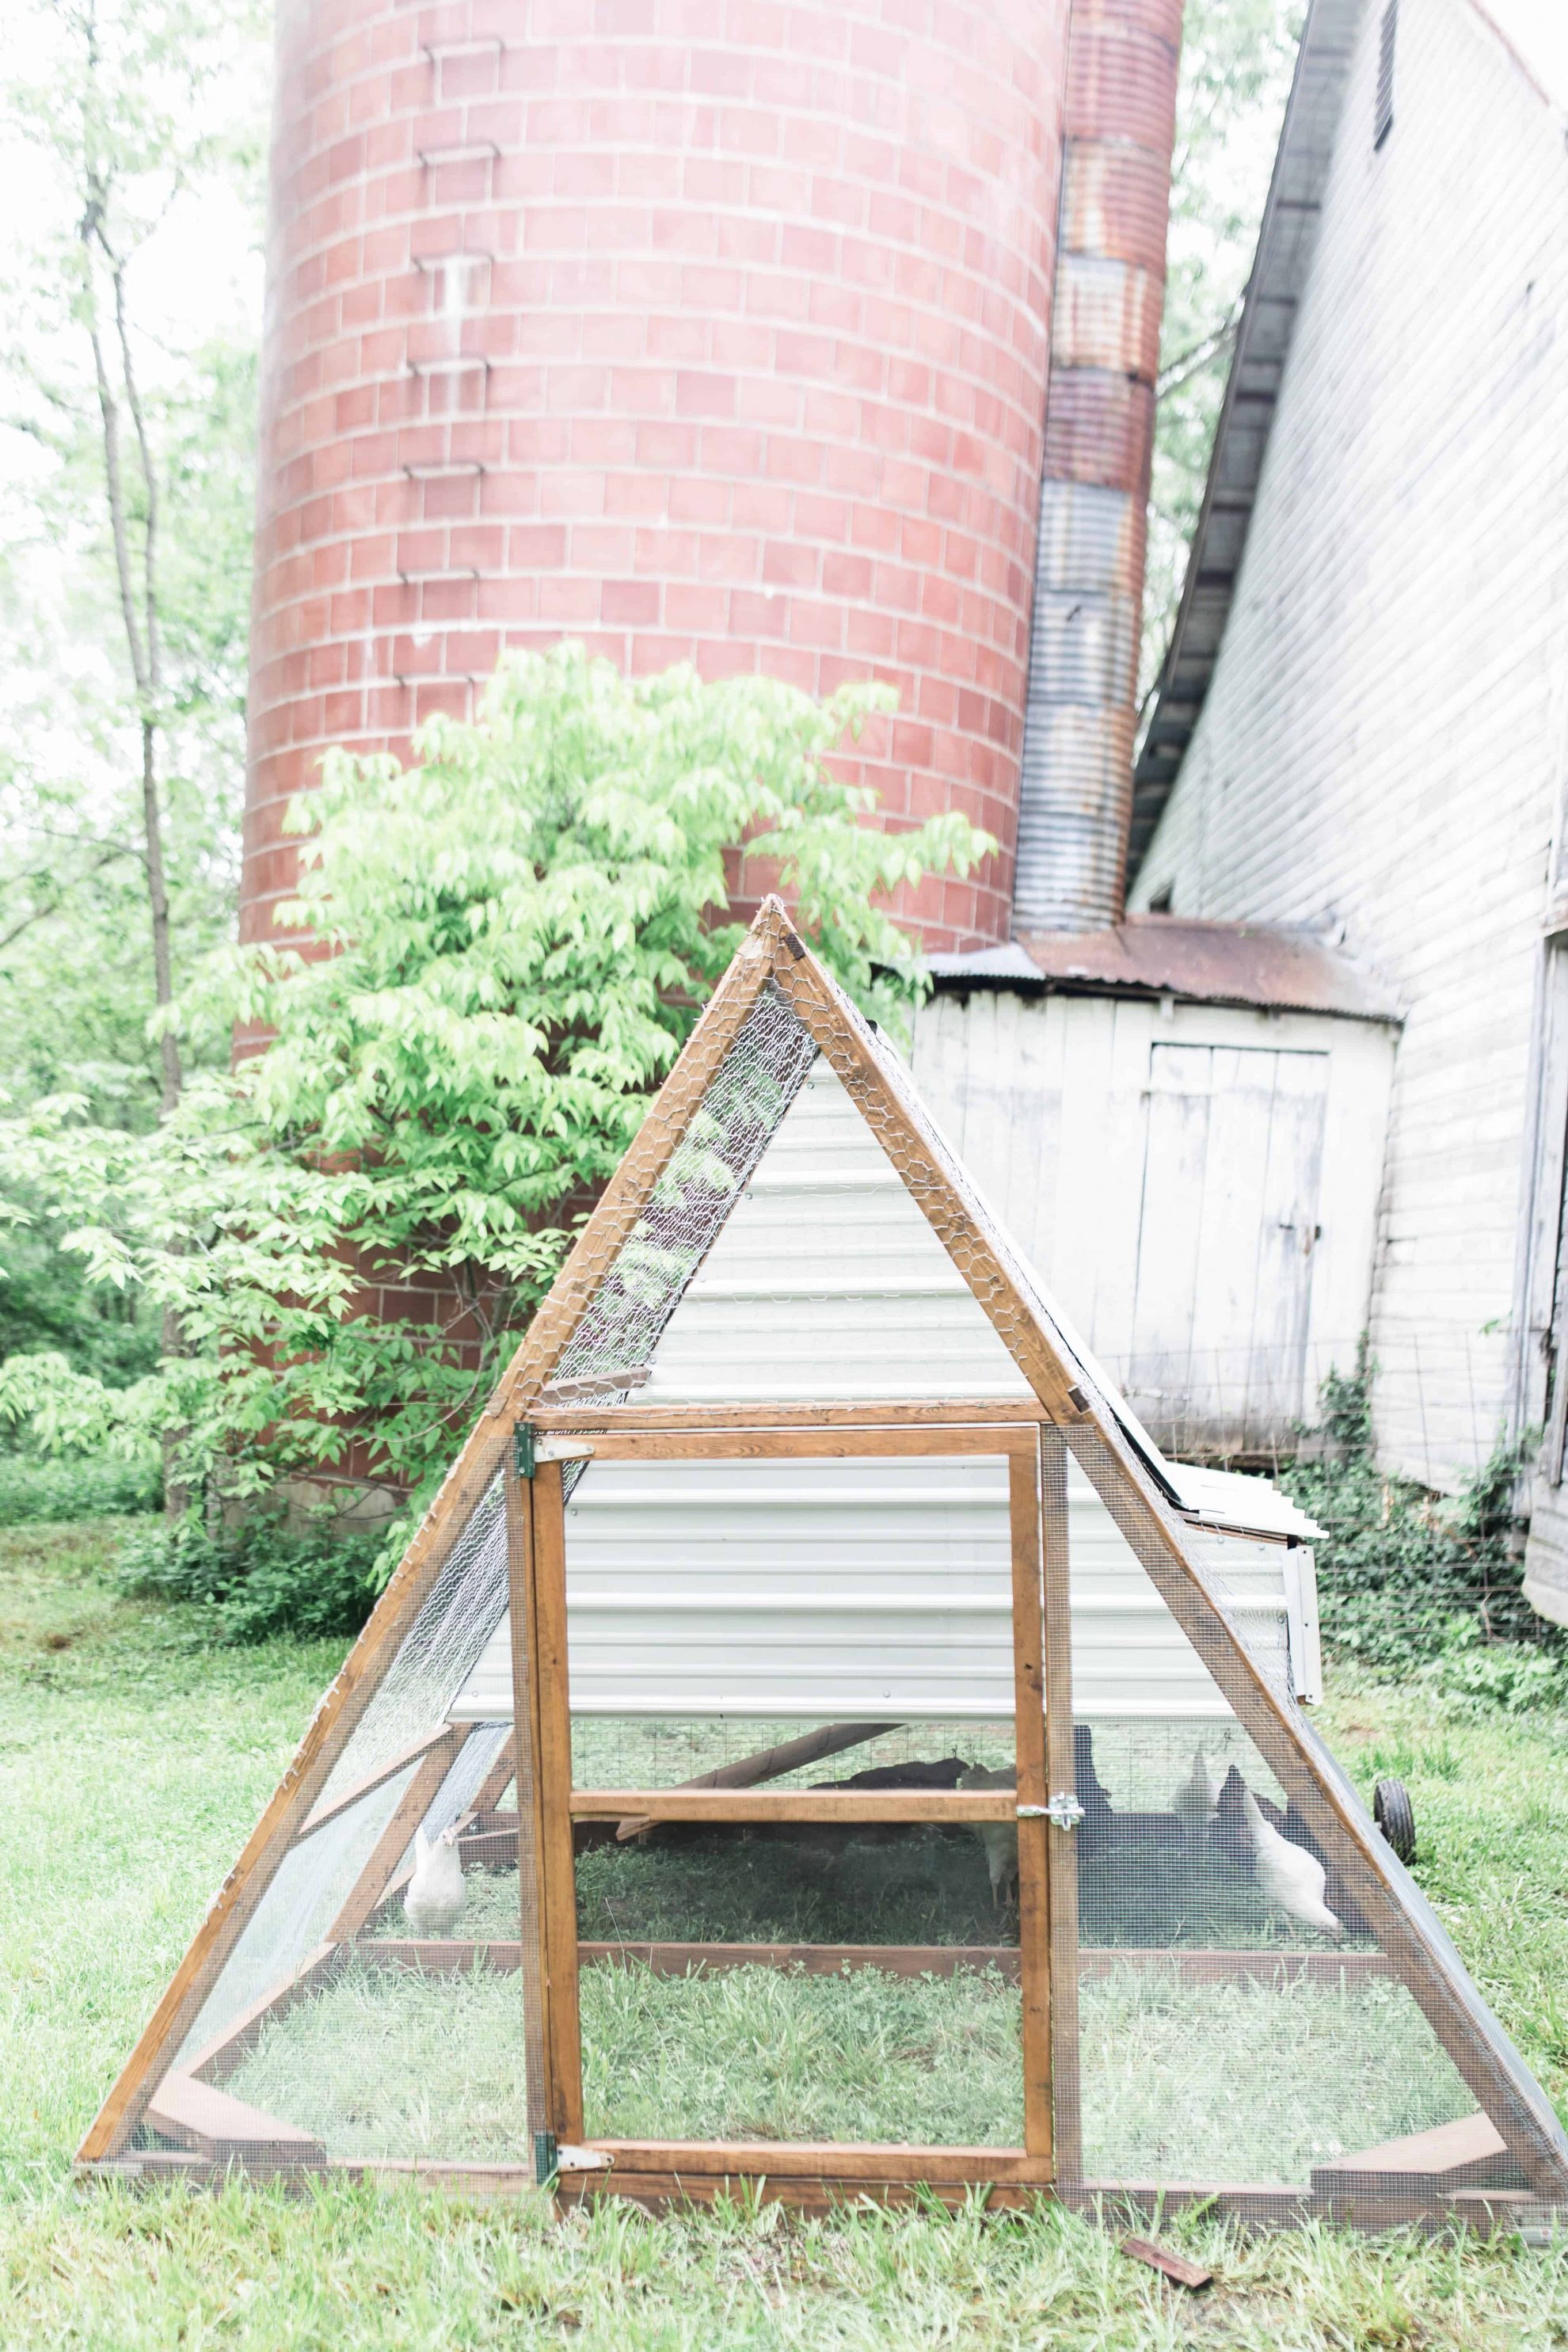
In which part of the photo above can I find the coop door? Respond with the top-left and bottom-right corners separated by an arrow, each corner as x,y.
521,1424 -> 1055,2191
1126,1045 -> 1328,1454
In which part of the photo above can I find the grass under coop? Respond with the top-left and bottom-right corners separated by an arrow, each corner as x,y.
2,1519 -> 1568,2347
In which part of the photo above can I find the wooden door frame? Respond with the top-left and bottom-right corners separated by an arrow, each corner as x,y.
526,1410 -> 1059,2198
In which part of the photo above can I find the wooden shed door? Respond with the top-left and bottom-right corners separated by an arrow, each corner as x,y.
1125,1045 -> 1329,1453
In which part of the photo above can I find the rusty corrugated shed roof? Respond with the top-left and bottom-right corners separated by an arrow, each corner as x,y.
929,915 -> 1402,1022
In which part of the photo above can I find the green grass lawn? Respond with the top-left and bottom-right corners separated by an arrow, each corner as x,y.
4,1520 -> 1568,2347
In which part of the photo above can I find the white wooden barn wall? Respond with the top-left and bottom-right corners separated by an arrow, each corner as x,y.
1125,0 -> 1568,1495
911,988 -> 1395,1455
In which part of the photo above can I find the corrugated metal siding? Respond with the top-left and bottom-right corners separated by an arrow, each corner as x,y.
644,1063 -> 1032,1402
450,1455 -> 1307,1724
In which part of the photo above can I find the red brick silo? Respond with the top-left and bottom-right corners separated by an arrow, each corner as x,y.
242,0 -> 1078,956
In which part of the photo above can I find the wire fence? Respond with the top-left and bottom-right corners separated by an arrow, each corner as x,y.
1099,1330 -> 1522,1493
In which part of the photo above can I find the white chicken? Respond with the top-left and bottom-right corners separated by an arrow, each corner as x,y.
958,1764 -> 1018,1908
1173,1747 -> 1222,1836
1242,1788 -> 1342,1938
404,1822 -> 466,1937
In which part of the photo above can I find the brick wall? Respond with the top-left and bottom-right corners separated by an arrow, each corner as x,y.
244,0 -> 1074,955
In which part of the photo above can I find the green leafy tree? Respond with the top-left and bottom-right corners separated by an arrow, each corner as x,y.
0,646 -> 991,1509
0,0 -> 265,1391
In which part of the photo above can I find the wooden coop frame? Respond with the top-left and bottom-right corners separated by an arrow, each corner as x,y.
78,900 -> 1568,2228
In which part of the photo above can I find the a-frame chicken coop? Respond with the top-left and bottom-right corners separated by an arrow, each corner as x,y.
80,902 -> 1568,2226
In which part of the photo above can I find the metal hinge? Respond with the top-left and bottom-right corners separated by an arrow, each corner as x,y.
1045,1792 -> 1087,1833
515,1424 -> 535,1480
534,2131 -> 611,2183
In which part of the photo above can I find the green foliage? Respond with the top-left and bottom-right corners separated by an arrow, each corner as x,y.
1281,1343 -> 1568,1707
113,1509 -> 380,1644
0,1447 -> 158,1524
0,0 -> 265,1370
0,647 -> 991,1504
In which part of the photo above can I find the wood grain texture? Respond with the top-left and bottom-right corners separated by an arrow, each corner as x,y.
614,1719 -> 897,1842
146,2074 -> 325,2168
1009,1444 -> 1052,2166
574,1425 -> 1037,1461
569,1789 -> 1017,1824
532,1399 -> 1047,1433
503,1462 -> 553,2141
1120,2236 -> 1213,2291
554,2172 -> 1052,2215
530,1460 -> 584,2141
1039,1426 -> 1083,2189
585,2140 -> 1043,2181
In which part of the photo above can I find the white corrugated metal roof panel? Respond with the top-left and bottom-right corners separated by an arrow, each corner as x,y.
1169,1462 -> 1325,1540
642,1064 -> 1031,1402
451,1454 -> 1309,1725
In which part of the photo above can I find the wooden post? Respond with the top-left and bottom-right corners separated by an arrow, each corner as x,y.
1039,1425 -> 1083,2190
504,1457 -> 556,2142
527,1458 -> 584,2141
612,1720 -> 899,1841
1010,1445 -> 1052,2169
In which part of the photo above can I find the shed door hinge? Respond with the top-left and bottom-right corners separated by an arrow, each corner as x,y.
515,1424 -> 535,1480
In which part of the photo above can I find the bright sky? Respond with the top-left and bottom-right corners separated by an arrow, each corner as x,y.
1480,0 -> 1568,105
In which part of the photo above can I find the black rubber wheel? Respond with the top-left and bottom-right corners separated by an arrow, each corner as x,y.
1373,1777 -> 1417,1864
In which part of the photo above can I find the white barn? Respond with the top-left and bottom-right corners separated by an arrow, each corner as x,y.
911,0 -> 1568,1624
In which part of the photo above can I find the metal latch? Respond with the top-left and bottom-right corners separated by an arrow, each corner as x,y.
1045,1791 -> 1087,1833
1015,1804 -> 1048,1819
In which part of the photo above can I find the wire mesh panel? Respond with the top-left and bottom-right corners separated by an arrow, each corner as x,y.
550,981 -> 819,1397
1057,1428 -> 1494,2209
557,1439 -> 1030,2152
131,1471 -> 546,2176
576,1820 -> 1026,2146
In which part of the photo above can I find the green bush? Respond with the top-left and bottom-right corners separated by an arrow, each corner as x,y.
1280,1344 -> 1568,1707
113,1510 -> 381,1644
0,1448 -> 161,1524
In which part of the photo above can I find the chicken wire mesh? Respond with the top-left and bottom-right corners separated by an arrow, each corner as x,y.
134,1471 -> 548,2175
1053,1425 -> 1517,2208
550,979 -> 818,1396
576,1817 -> 1026,2146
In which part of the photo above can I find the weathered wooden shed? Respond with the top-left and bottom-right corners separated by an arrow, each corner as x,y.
78,905 -> 1567,2228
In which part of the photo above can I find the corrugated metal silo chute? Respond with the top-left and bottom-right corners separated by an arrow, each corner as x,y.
79,902 -> 1568,2228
